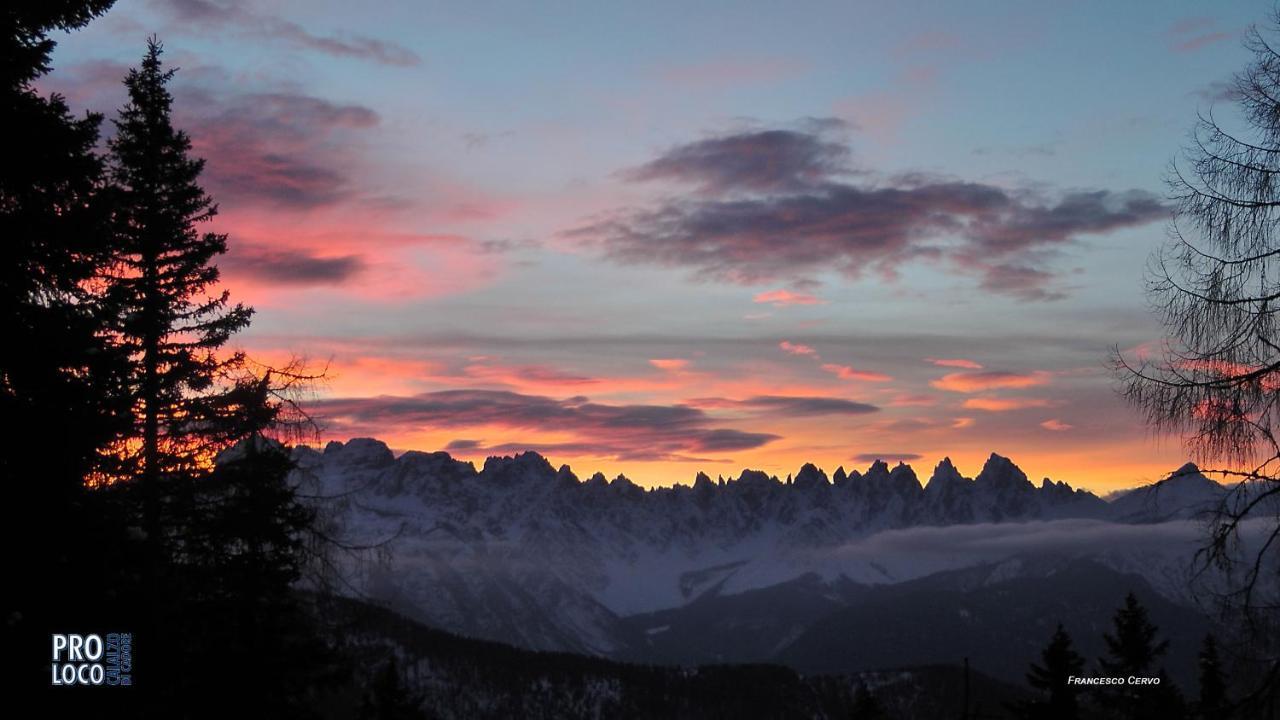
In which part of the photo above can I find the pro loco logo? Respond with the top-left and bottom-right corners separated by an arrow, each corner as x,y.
51,633 -> 132,686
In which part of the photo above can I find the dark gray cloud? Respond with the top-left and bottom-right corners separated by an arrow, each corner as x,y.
222,244 -> 365,285
312,389 -> 780,462
444,438 -> 482,451
158,0 -> 420,66
43,57 -> 381,211
624,129 -> 852,193
181,90 -> 379,209
690,395 -> 880,416
467,441 -> 719,465
570,128 -> 1168,300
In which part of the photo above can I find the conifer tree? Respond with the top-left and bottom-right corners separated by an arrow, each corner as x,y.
1099,593 -> 1186,720
103,37 -> 253,500
1197,634 -> 1228,719
99,40 -> 332,716
0,0 -> 131,704
2,1 -> 126,497
1101,593 -> 1170,678
1021,624 -> 1086,720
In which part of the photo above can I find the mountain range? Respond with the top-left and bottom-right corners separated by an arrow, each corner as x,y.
292,439 -> 1242,685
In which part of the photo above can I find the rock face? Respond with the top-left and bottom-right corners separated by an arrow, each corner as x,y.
292,440 -> 1223,658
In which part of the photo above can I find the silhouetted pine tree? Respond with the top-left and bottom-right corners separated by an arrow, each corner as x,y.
97,40 -> 333,717
1099,593 -> 1187,720
167,427 -> 334,717
1019,624 -> 1085,720
1102,593 -> 1170,679
0,0 -> 136,707
1,0 -> 124,491
1197,634 -> 1228,719
102,37 -> 253,509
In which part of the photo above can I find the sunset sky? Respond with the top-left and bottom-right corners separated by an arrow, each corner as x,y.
41,0 -> 1268,491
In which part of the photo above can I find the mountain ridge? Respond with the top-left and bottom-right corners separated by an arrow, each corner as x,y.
289,437 -> 1231,658
306,436 -> 1167,503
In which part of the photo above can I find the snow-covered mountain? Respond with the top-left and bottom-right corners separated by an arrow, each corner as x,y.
291,439 -> 1229,659
1106,462 -> 1226,522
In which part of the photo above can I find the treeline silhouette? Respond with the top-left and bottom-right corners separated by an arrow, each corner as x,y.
1015,593 -> 1228,720
314,594 -> 1028,720
3,3 -> 333,716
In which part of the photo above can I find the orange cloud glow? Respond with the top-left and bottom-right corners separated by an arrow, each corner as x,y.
753,289 -> 826,306
889,393 -> 938,407
462,361 -> 600,388
931,370 -> 1049,393
963,397 -> 1055,411
822,363 -> 893,382
650,358 -> 692,371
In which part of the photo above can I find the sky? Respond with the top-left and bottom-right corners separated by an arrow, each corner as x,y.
40,0 -> 1273,491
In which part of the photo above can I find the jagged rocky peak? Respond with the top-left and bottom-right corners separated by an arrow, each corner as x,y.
1154,462 -> 1218,493
974,453 -> 1033,491
1037,476 -> 1080,502
863,460 -> 891,482
793,463 -> 829,490
323,437 -> 396,467
481,450 -> 557,484
734,469 -> 779,490
397,450 -> 478,481
832,466 -> 848,486
888,462 -> 922,491
691,471 -> 716,505
925,457 -> 967,491
296,442 -> 1117,514
611,473 -> 645,498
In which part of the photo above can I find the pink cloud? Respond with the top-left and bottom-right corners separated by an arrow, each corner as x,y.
754,289 -> 827,307
962,397 -> 1055,411
779,341 -> 819,357
1040,419 -> 1073,431
217,223 -> 503,304
1172,31 -> 1232,53
650,358 -> 691,372
1166,17 -> 1233,54
821,363 -> 892,383
463,362 -> 599,388
888,393 -> 937,407
931,370 -> 1049,393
